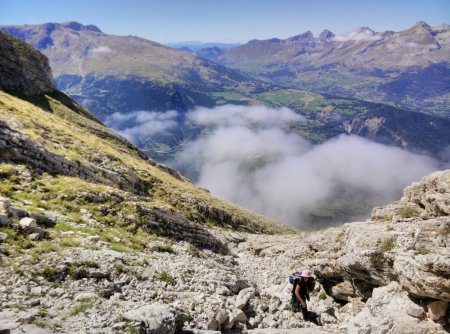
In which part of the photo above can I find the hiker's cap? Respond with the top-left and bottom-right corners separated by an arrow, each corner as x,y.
300,269 -> 312,278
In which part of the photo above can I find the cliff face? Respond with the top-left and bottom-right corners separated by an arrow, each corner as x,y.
0,31 -> 55,96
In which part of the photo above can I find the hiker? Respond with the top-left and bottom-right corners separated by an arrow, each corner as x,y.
290,269 -> 315,320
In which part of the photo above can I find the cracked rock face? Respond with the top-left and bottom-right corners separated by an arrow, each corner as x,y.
0,31 -> 55,96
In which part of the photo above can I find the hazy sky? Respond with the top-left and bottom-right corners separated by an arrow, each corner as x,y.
1,0 -> 449,43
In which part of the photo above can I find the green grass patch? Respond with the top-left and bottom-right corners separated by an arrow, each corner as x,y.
154,242 -> 175,254
41,266 -> 60,282
381,237 -> 396,252
60,237 -> 81,248
318,292 -> 328,300
399,206 -> 419,219
414,247 -> 429,256
372,215 -> 393,222
68,299 -> 95,316
30,241 -> 61,258
369,252 -> 385,267
153,271 -> 176,286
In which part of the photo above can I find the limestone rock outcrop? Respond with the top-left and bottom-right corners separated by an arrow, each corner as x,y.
0,31 -> 55,96
348,282 -> 443,334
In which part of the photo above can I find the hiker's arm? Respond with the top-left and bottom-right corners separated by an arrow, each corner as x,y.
295,284 -> 307,308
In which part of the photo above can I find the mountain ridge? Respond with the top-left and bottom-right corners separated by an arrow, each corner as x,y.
215,21 -> 450,117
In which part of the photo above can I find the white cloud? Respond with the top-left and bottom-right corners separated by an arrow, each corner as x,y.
334,28 -> 382,42
172,105 -> 439,229
106,110 -> 178,142
90,46 -> 112,54
187,104 -> 305,128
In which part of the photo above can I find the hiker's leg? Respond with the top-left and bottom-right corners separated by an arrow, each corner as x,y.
302,306 -> 308,320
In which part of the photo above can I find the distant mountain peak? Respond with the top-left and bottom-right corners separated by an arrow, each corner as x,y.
60,21 -> 102,33
287,31 -> 314,43
414,21 -> 431,28
407,21 -> 432,33
356,26 -> 376,34
319,29 -> 335,41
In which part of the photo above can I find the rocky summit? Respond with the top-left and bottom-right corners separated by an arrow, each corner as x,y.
0,28 -> 449,334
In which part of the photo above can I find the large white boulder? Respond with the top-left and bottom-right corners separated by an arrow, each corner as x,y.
123,302 -> 185,334
348,282 -> 445,334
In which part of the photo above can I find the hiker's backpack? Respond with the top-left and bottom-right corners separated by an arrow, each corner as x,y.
289,271 -> 302,285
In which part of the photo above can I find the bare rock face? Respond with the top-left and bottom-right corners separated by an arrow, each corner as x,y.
0,31 -> 55,96
306,169 -> 450,324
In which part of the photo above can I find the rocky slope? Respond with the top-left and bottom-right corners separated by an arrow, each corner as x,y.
0,168 -> 448,333
218,22 -> 450,117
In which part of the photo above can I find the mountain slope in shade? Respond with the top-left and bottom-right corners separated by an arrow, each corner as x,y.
219,22 -> 450,117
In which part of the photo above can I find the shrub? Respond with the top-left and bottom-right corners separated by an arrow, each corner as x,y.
41,266 -> 60,282
60,237 -> 80,248
31,241 -> 60,258
154,243 -> 175,254
153,271 -> 176,286
414,247 -> 429,256
68,266 -> 89,280
69,299 -> 94,316
381,237 -> 396,252
318,292 -> 328,300
369,252 -> 385,267
335,232 -> 345,242
187,243 -> 203,258
110,243 -> 130,253
372,215 -> 392,222
399,206 -> 419,219
81,260 -> 99,268
114,262 -> 126,274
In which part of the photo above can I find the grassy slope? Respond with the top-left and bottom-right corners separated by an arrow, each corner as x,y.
0,91 -> 295,239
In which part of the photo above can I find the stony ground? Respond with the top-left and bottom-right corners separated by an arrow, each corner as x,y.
0,170 -> 449,334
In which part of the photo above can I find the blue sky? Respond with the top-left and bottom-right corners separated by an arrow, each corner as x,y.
1,0 -> 449,43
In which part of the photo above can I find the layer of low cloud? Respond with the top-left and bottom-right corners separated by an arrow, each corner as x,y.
173,105 -> 439,229
188,104 -> 305,127
105,110 -> 178,142
334,28 -> 382,42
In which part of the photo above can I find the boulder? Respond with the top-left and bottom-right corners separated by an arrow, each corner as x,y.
19,217 -> 37,229
207,319 -> 219,331
0,213 -> 10,227
407,303 -> 425,319
331,280 -> 355,301
123,303 -> 185,334
348,282 -> 445,334
18,217 -> 48,239
233,308 -> 247,323
427,300 -> 448,321
215,309 -> 228,327
28,212 -> 55,227
0,197 -> 10,213
235,287 -> 256,309
216,286 -> 231,296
